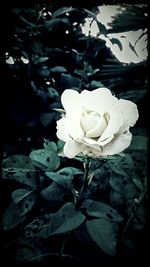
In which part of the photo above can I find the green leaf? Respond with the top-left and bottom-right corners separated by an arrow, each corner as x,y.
108,160 -> 127,177
45,171 -> 73,189
132,177 -> 144,191
15,248 -> 41,262
18,193 -> 36,216
118,90 -> 147,103
82,199 -> 123,222
40,113 -> 55,127
19,15 -> 35,27
129,136 -> 148,151
2,193 -> 36,230
123,183 -> 137,200
86,218 -> 117,256
2,171 -> 38,188
33,57 -> 49,64
50,66 -> 67,73
90,80 -> 105,89
58,167 -> 83,176
44,18 -> 68,31
52,7 -> 76,18
2,202 -> 27,231
47,87 -> 60,100
45,167 -> 83,189
110,191 -> 124,207
2,155 -> 36,170
57,140 -> 64,153
49,202 -> 85,235
119,154 -> 134,174
2,155 -> 44,187
25,213 -> 53,239
43,140 -> 57,152
11,188 -> 34,204
29,149 -> 60,170
40,182 -> 66,202
131,205 -> 147,230
109,174 -> 124,192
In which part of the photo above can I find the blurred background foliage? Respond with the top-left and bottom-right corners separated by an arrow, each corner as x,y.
1,1 -> 148,266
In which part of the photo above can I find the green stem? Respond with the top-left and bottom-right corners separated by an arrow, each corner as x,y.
77,157 -> 91,205
122,179 -> 147,237
59,237 -> 66,256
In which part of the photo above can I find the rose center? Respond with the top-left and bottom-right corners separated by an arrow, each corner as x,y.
80,110 -> 108,138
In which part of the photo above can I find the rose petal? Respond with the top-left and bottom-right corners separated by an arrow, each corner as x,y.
98,135 -> 114,146
56,118 -> 70,142
80,88 -> 117,114
63,139 -> 84,158
61,89 -> 80,112
101,131 -> 132,156
61,90 -> 84,139
98,109 -> 123,143
82,137 -> 101,150
117,99 -> 139,131
80,111 -> 99,133
86,115 -> 107,138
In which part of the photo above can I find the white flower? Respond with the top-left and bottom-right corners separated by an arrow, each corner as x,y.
56,88 -> 139,158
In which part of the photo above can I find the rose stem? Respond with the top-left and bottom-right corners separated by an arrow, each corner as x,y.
77,157 -> 91,205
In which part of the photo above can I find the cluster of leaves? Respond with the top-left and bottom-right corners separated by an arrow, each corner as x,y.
1,134 -> 148,264
1,3 -> 148,266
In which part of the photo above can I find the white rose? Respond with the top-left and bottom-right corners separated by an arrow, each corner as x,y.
56,88 -> 139,158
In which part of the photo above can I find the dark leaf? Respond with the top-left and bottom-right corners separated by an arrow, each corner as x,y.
2,155 -> 36,170
110,191 -> 124,207
118,90 -> 147,103
86,218 -> 117,256
2,155 -> 45,187
45,171 -> 73,189
40,112 -> 55,127
60,73 -> 80,89
2,202 -> 26,231
109,174 -> 124,192
11,188 -> 34,204
25,213 -> 53,239
40,182 -> 66,202
129,135 -> 148,151
44,18 -> 68,31
123,183 -> 137,200
15,248 -> 41,262
49,202 -> 85,235
82,199 -> 123,222
29,149 -> 60,170
58,167 -> 83,176
50,66 -> 67,73
19,15 -> 35,27
47,87 -> 60,100
90,80 -> 104,89
2,193 -> 36,230
2,171 -> 38,188
132,177 -> 144,191
108,159 -> 127,177
52,7 -> 76,18
33,57 -> 49,64
131,205 -> 147,230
